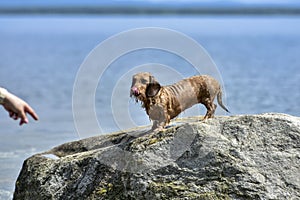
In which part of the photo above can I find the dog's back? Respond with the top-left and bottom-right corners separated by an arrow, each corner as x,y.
164,75 -> 219,111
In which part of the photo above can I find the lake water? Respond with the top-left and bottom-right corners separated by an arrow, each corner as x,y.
1,15 -> 300,199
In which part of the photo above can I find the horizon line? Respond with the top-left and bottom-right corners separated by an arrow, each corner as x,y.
1,6 -> 300,15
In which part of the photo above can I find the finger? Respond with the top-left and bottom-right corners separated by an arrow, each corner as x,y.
13,113 -> 19,120
20,119 -> 25,126
24,105 -> 39,121
19,118 -> 28,126
18,109 -> 28,125
9,111 -> 14,118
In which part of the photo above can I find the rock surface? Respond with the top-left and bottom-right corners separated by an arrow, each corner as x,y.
14,113 -> 300,200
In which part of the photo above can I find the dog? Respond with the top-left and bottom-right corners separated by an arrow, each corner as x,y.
130,72 -> 229,130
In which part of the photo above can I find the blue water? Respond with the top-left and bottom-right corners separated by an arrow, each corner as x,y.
0,15 -> 300,199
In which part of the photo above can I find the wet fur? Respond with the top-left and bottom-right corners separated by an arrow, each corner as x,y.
130,72 -> 229,130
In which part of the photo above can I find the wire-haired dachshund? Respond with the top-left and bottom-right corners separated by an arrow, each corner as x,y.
130,72 -> 229,131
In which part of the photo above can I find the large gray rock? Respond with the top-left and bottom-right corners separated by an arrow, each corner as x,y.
14,113 -> 300,200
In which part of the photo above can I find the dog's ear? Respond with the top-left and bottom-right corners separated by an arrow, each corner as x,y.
149,75 -> 157,84
146,82 -> 161,97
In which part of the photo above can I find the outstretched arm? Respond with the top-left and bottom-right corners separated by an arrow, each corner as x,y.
0,88 -> 39,125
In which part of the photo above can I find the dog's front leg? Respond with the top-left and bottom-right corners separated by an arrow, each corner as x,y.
149,104 -> 167,131
151,120 -> 165,131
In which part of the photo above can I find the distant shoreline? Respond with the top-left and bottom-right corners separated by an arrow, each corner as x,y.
1,6 -> 300,15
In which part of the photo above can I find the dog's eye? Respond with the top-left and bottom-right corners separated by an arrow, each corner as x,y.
141,79 -> 148,84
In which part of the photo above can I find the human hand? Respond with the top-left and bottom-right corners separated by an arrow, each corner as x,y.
1,90 -> 39,125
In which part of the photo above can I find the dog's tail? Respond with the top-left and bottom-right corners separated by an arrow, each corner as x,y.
217,89 -> 230,113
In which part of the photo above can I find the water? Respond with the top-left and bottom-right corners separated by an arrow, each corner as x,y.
1,15 -> 300,199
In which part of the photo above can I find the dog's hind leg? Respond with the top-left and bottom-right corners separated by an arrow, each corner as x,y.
202,98 -> 217,120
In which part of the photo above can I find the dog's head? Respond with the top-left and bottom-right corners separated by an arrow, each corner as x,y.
130,72 -> 159,103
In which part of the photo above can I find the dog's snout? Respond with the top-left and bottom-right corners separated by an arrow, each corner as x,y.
131,87 -> 139,96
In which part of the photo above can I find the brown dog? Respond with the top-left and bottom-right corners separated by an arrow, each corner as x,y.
130,72 -> 229,130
